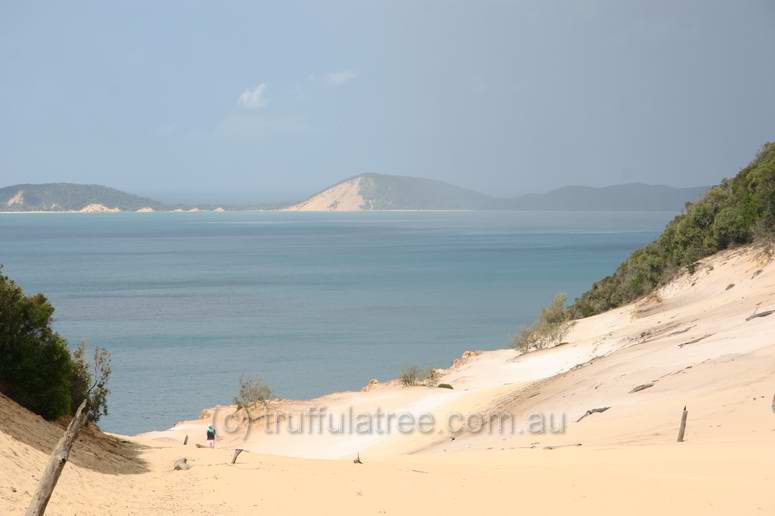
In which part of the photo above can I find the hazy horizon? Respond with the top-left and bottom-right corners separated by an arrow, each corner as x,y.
0,175 -> 712,206
2,1 -> 774,203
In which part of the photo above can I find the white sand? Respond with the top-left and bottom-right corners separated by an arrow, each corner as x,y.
2,244 -> 775,514
79,203 -> 121,213
283,177 -> 366,211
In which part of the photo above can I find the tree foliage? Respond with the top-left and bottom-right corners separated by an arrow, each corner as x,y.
0,269 -> 111,421
234,374 -> 273,411
513,293 -> 570,352
569,142 -> 775,318
70,342 -> 112,422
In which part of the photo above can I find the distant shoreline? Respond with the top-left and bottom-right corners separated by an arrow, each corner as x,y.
0,208 -> 681,214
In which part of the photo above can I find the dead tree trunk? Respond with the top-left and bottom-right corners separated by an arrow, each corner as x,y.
183,435 -> 188,445
231,448 -> 244,464
25,399 -> 89,516
677,406 -> 688,443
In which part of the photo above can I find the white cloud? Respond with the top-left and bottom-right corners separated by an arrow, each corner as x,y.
323,70 -> 358,86
238,82 -> 268,110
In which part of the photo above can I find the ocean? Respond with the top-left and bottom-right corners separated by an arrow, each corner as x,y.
0,210 -> 673,434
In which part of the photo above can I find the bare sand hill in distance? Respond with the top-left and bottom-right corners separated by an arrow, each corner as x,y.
282,173 -> 709,212
2,244 -> 775,515
283,173 -> 495,211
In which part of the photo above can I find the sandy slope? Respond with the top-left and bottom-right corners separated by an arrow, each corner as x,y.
283,177 -> 366,211
2,245 -> 775,515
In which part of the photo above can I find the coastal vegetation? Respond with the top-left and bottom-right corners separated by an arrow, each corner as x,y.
513,293 -> 570,352
0,183 -> 162,212
0,268 -> 111,421
569,142 -> 775,318
234,374 -> 273,412
399,366 -> 439,387
515,142 -> 775,350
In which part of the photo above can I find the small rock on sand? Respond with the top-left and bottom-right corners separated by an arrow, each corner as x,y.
362,379 -> 380,392
173,458 -> 191,471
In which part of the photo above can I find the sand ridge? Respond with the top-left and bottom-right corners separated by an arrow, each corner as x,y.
2,244 -> 775,514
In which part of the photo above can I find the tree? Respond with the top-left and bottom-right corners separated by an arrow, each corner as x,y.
70,342 -> 112,423
569,142 -> 775,318
0,269 -> 73,419
0,268 -> 111,422
234,375 -> 273,412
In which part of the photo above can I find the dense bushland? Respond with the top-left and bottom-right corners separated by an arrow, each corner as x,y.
0,269 -> 110,421
569,142 -> 775,318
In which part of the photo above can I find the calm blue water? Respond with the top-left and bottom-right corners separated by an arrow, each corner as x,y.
0,211 -> 672,433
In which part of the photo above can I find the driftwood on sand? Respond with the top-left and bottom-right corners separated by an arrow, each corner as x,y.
543,443 -> 582,450
677,406 -> 688,442
25,399 -> 89,516
183,434 -> 188,445
353,452 -> 363,464
231,449 -> 244,464
745,309 -> 775,321
677,334 -> 713,348
630,383 -> 654,393
576,407 -> 610,422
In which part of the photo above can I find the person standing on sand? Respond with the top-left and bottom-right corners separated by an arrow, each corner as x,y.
206,424 -> 216,448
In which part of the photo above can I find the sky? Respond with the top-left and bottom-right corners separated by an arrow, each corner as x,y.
1,0 -> 774,204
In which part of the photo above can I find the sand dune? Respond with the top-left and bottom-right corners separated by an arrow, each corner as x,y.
283,177 -> 366,211
2,244 -> 775,515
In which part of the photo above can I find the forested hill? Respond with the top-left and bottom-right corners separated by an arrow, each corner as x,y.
0,183 -> 162,211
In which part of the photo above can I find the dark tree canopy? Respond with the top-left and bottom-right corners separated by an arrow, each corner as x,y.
0,269 -> 111,421
0,270 -> 73,419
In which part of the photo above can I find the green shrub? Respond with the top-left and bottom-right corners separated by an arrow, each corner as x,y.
400,366 -> 422,387
0,269 -> 74,419
437,383 -> 454,390
399,366 -> 438,387
513,293 -> 570,352
234,374 -> 273,411
569,142 -> 775,318
0,269 -> 111,421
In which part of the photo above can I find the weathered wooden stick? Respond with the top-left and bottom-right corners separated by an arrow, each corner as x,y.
630,383 -> 654,393
25,399 -> 89,516
231,448 -> 244,464
677,406 -> 688,442
183,434 -> 188,445
576,406 -> 610,423
746,309 -> 774,321
353,452 -> 363,464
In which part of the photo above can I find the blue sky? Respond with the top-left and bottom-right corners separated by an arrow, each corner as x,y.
1,1 -> 774,203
